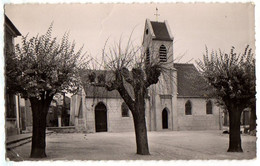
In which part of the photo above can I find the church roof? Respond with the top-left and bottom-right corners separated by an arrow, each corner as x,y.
79,70 -> 121,98
150,21 -> 173,41
79,70 -> 136,99
84,85 -> 121,98
80,64 -> 210,99
174,63 -> 210,98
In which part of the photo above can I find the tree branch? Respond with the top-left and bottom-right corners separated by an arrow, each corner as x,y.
120,67 -> 134,87
117,82 -> 135,112
90,81 -> 118,91
145,65 -> 161,88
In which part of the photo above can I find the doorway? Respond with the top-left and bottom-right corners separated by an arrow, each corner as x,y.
162,108 -> 168,129
95,102 -> 107,132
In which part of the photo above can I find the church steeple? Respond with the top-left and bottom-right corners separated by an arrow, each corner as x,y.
142,18 -> 174,66
142,18 -> 176,132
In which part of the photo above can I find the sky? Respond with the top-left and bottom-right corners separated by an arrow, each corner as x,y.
4,2 -> 255,64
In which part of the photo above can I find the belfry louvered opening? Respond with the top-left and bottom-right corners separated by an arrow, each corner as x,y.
159,45 -> 167,62
146,48 -> 150,65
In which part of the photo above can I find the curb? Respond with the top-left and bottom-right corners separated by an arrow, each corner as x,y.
6,135 -> 32,146
6,131 -> 54,149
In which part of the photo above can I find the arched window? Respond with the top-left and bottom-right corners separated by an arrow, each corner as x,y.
206,100 -> 213,114
159,45 -> 167,62
146,48 -> 150,65
185,100 -> 192,115
121,102 -> 129,117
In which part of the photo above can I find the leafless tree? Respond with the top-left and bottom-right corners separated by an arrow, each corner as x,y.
82,35 -> 174,155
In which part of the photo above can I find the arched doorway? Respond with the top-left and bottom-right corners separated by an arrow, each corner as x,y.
162,108 -> 168,129
95,102 -> 107,132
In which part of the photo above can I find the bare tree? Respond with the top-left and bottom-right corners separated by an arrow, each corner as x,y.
81,36 -> 173,155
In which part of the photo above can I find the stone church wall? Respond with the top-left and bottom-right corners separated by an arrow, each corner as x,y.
176,98 -> 221,130
84,98 -> 150,133
153,95 -> 173,131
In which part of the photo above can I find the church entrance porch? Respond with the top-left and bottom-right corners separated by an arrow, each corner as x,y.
162,108 -> 168,129
95,102 -> 107,132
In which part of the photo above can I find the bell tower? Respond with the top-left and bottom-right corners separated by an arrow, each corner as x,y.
142,17 -> 178,131
142,18 -> 174,68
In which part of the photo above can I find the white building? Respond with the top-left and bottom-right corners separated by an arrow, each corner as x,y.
70,19 -> 223,133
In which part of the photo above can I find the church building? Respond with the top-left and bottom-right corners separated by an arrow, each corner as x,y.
70,19 -> 223,133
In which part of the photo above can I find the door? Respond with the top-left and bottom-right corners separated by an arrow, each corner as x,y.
95,102 -> 107,132
162,108 -> 168,129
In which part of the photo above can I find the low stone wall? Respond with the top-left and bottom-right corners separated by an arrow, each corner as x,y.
47,126 -> 76,133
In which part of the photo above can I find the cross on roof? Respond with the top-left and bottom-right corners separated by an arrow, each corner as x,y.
154,7 -> 160,22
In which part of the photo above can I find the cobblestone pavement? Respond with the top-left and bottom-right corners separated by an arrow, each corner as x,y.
6,130 -> 256,161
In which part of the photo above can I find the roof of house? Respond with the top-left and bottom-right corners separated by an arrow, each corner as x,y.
80,70 -> 133,98
150,21 -> 173,41
79,64 -> 210,99
174,63 -> 210,98
5,15 -> 21,37
84,84 -> 121,98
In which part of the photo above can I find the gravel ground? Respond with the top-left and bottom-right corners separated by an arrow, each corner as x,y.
6,130 -> 256,161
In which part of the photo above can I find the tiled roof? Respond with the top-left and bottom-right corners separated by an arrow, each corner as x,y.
84,85 -> 121,98
174,63 -> 210,98
80,70 -> 119,98
150,21 -> 172,41
80,70 -> 134,98
80,64 -> 210,99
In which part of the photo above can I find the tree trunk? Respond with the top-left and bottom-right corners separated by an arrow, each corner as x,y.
115,70 -> 150,155
30,96 -> 52,158
132,87 -> 150,155
227,105 -> 243,152
132,110 -> 150,155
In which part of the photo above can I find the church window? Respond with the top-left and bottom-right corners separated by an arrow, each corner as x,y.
185,100 -> 192,115
121,102 -> 129,117
159,45 -> 167,62
146,48 -> 150,65
206,100 -> 213,114
146,29 -> 149,35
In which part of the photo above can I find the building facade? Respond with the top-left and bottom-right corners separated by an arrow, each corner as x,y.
70,19 -> 223,133
4,15 -> 25,136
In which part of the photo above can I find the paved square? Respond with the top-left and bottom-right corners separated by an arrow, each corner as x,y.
6,130 -> 256,161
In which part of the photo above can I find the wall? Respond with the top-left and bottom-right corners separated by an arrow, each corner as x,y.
76,97 -> 152,133
22,99 -> 33,131
84,98 -> 131,133
71,95 -> 222,132
177,97 -> 221,130
155,95 -> 173,131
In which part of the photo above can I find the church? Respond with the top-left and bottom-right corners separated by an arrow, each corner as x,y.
70,19 -> 223,133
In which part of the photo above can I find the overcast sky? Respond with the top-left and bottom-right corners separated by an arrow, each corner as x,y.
5,3 -> 255,63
